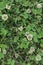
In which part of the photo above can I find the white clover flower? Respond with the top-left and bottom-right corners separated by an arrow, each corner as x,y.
5,4 -> 11,10
26,8 -> 31,13
18,26 -> 23,31
2,14 -> 8,21
0,48 -> 1,52
3,49 -> 7,54
25,32 -> 33,41
29,47 -> 35,54
36,3 -> 42,8
27,34 -> 33,41
36,54 -> 41,61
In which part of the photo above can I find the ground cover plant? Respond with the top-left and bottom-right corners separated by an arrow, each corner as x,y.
0,0 -> 43,65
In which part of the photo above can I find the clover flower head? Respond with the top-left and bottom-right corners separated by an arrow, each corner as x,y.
27,34 -> 33,41
2,14 -> 8,21
18,26 -> 23,31
26,8 -> 31,13
36,54 -> 41,61
25,32 -> 33,41
36,3 -> 42,8
29,47 -> 35,54
5,4 -> 11,10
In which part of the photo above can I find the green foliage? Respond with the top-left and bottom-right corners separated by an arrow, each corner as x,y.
0,0 -> 43,65
0,2 -> 6,10
7,59 -> 15,65
0,53 -> 4,59
1,28 -> 8,36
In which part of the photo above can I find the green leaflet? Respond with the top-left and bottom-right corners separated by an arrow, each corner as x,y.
0,44 -> 8,49
7,59 -> 15,65
0,2 -> 6,10
1,28 -> 8,36
0,53 -> 4,59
